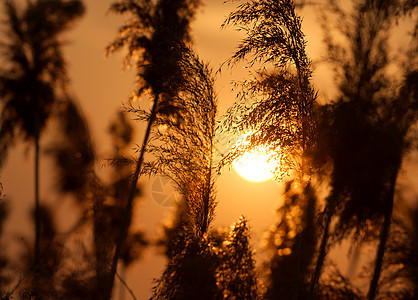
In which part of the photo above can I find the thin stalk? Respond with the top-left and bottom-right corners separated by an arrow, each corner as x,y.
201,176 -> 210,237
200,139 -> 213,237
93,193 -> 109,299
292,46 -> 308,300
308,204 -> 333,299
34,134 -> 40,265
119,264 -> 126,300
105,94 -> 160,300
367,177 -> 396,300
293,231 -> 303,300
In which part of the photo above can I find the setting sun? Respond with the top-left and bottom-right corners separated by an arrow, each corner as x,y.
232,137 -> 280,182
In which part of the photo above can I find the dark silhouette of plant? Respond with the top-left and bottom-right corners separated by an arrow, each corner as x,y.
49,102 -> 147,299
48,99 -> 96,202
155,197 -> 190,260
46,99 -> 102,298
0,0 -> 85,265
107,111 -> 148,270
371,202 -> 418,299
308,1 -> 418,298
145,44 -> 219,299
2,202 -> 66,299
220,1 -> 318,298
106,1 -> 200,296
142,46 -> 217,237
154,203 -> 211,298
215,216 -> 260,299
262,181 -> 317,299
151,230 -> 218,300
154,213 -> 261,299
94,111 -> 147,300
220,0 -> 316,180
315,261 -> 361,300
23,205 -> 64,299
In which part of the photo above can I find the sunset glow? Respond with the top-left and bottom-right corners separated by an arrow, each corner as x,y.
232,138 -> 280,182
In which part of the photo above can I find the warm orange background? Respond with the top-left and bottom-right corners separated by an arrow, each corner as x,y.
1,1 -> 417,299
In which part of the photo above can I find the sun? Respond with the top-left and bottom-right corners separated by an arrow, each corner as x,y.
232,136 -> 280,182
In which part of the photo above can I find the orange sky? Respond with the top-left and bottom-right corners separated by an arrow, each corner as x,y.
1,1 -> 417,299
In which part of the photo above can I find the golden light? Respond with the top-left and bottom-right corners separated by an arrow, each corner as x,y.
232,136 -> 280,182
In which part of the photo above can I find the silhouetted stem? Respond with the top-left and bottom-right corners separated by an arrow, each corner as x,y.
201,178 -> 210,237
118,264 -> 127,300
34,132 -> 40,266
309,204 -> 333,299
105,94 -> 159,300
292,50 -> 308,300
367,178 -> 395,300
292,231 -> 303,300
93,192 -> 109,299
200,132 -> 213,237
